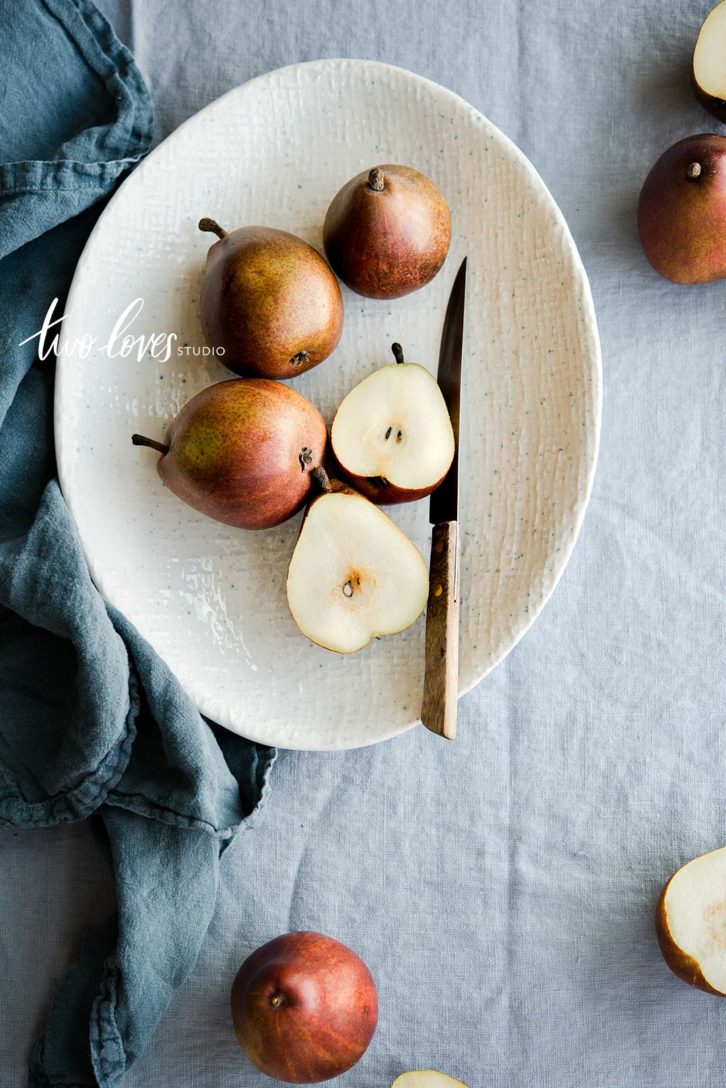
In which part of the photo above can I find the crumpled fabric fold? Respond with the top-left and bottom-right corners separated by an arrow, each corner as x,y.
0,3 -> 275,1085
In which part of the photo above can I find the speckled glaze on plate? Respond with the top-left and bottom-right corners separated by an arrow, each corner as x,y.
55,60 -> 601,751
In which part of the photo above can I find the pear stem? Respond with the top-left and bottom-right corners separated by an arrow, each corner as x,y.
198,217 -> 228,239
132,433 -> 169,455
391,342 -> 405,365
311,466 -> 332,493
686,162 -> 702,180
367,167 -> 385,192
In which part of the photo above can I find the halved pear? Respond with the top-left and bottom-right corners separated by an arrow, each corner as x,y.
392,1072 -> 470,1088
286,480 -> 429,653
693,2 -> 726,121
331,344 -> 455,505
656,844 -> 726,995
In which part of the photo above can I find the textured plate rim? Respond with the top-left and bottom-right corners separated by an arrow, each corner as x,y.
55,59 -> 602,751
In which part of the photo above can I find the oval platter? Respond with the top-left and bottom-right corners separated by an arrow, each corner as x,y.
55,60 -> 601,750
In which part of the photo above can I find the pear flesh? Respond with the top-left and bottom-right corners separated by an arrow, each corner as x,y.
693,1 -> 726,121
392,1073 -> 470,1088
331,350 -> 455,505
656,844 -> 726,995
286,489 -> 429,653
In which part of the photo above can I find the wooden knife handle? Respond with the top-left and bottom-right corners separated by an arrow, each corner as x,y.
421,520 -> 459,740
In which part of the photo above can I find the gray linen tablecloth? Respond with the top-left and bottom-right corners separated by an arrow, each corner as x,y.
2,1 -> 725,1085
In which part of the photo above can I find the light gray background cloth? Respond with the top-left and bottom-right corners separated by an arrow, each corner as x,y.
2,1 -> 725,1085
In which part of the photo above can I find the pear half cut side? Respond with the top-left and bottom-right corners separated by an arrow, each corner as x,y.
286,490 -> 429,653
331,361 -> 455,504
693,1 -> 726,122
391,1072 -> 470,1088
656,844 -> 726,996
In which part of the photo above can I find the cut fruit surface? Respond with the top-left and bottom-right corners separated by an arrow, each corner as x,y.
693,2 -> 726,120
286,489 -> 429,653
656,844 -> 726,995
331,359 -> 455,504
392,1072 -> 470,1088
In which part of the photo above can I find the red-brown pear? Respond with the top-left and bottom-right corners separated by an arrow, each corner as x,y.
230,931 -> 378,1082
637,135 -> 726,283
198,220 -> 343,379
132,379 -> 326,530
323,165 -> 451,299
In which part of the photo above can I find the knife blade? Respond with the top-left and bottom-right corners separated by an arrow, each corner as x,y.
429,257 -> 466,525
420,257 -> 467,740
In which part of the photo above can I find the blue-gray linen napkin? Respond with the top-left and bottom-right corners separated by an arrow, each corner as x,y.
0,2 -> 275,1084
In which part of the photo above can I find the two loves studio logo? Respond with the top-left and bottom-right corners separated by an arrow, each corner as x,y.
19,297 -> 225,361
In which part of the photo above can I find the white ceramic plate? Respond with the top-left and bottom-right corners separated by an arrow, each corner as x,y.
55,60 -> 601,751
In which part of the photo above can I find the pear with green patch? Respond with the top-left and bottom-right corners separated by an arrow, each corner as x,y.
198,219 -> 343,379
132,378 -> 326,529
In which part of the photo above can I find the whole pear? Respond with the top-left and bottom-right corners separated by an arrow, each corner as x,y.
323,165 -> 451,299
638,134 -> 726,283
198,220 -> 343,378
231,931 -> 378,1082
132,379 -> 327,529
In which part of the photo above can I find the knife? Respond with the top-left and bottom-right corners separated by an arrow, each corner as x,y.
420,257 -> 467,740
